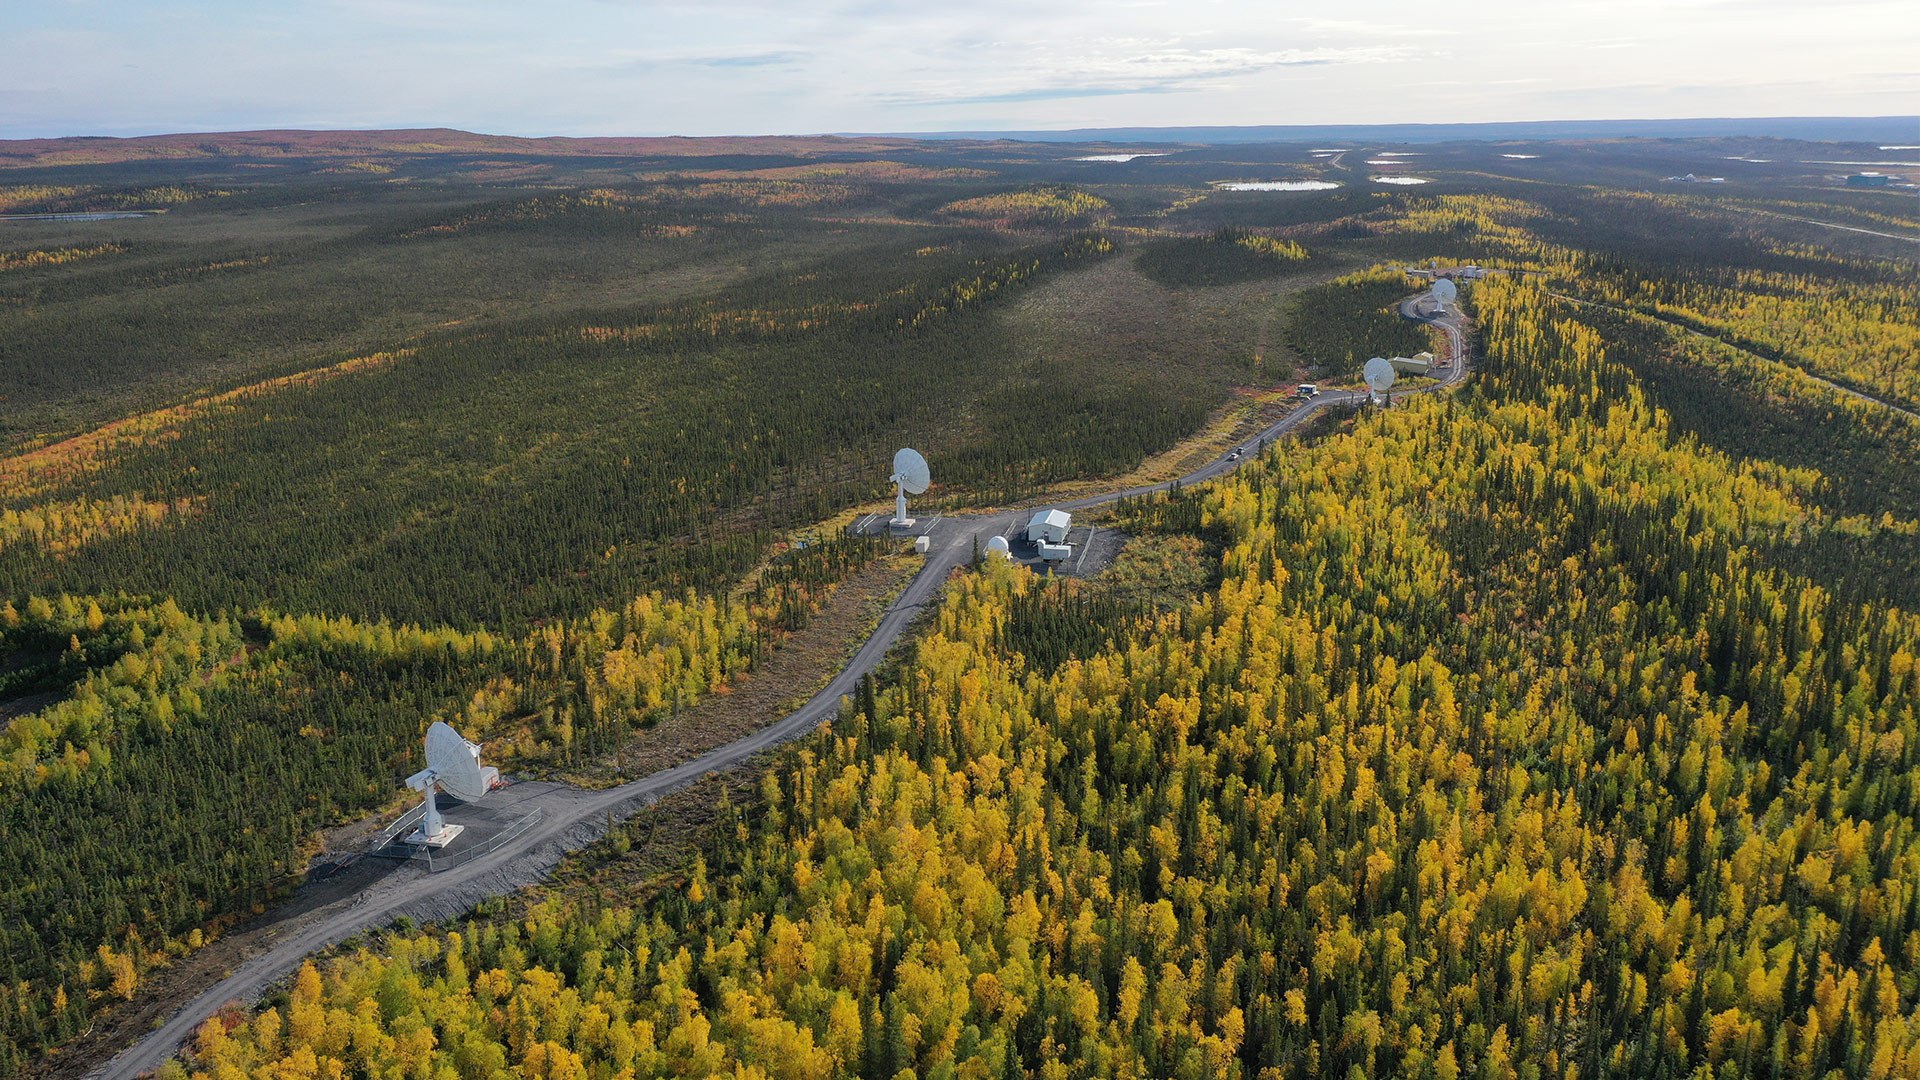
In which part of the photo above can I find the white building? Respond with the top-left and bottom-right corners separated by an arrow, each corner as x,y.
1026,509 -> 1071,545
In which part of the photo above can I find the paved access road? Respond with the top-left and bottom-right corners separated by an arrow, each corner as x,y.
97,289 -> 1467,1079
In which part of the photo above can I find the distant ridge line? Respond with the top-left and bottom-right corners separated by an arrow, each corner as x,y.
0,127 -> 917,169
865,115 -> 1920,145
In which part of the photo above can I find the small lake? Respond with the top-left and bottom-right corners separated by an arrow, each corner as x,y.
1372,176 -> 1432,185
1214,180 -> 1341,192
0,211 -> 155,222
1074,153 -> 1170,162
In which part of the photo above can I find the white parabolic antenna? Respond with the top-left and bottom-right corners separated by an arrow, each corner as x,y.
893,448 -> 930,494
1364,357 -> 1398,394
986,534 -> 1012,557
890,447 -> 930,528
404,721 -> 497,848
1432,278 -> 1458,305
426,721 -> 489,800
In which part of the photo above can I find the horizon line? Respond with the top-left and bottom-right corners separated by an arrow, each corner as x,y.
3,113 -> 1916,145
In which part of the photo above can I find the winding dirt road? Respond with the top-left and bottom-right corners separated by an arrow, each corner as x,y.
95,289 -> 1469,1079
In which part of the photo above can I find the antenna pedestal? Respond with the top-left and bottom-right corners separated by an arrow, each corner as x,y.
405,823 -> 465,849
888,487 -> 915,532
404,769 -> 466,848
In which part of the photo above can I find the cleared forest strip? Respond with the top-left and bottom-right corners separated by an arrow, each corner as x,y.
0,350 -> 411,500
1545,289 -> 1920,425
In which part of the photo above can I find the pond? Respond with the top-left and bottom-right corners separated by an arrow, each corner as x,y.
1212,180 -> 1341,191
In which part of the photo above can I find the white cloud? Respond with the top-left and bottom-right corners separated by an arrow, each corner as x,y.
875,44 -> 1414,107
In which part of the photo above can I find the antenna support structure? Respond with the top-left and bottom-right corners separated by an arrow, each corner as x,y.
402,721 -> 499,848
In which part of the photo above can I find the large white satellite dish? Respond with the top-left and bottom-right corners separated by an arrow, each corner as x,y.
426,721 -> 489,800
986,534 -> 1012,558
889,447 -> 930,530
893,448 -> 929,494
1432,278 -> 1458,309
1364,357 -> 1398,393
403,721 -> 498,848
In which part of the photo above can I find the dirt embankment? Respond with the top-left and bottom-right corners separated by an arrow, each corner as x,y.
569,554 -> 916,784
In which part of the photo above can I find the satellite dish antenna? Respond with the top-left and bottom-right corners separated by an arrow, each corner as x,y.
986,534 -> 1011,558
1364,357 -> 1398,406
403,721 -> 498,848
889,447 -> 930,531
1432,278 -> 1458,311
427,722 -> 489,800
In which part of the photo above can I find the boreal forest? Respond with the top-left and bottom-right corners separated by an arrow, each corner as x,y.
1,129 -> 1917,1079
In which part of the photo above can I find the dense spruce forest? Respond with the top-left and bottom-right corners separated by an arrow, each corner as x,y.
1,132 -> 1917,1076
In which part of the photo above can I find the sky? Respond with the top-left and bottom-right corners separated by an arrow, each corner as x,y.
0,0 -> 1914,139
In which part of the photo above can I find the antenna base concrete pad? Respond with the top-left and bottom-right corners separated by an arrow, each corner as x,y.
405,822 -> 465,848
889,517 -> 917,532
